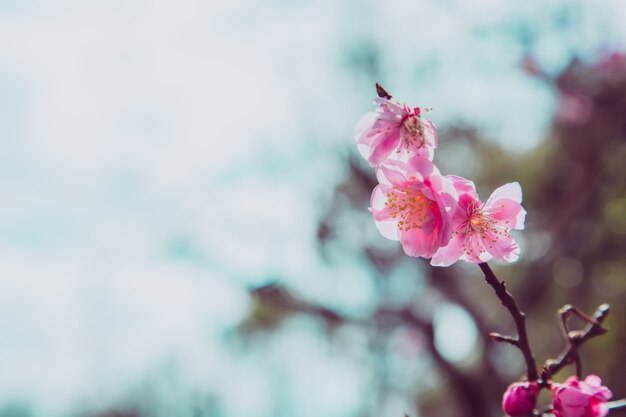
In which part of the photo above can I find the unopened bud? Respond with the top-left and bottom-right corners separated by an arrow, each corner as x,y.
502,381 -> 539,416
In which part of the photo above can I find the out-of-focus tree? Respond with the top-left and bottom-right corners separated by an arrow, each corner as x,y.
239,53 -> 626,417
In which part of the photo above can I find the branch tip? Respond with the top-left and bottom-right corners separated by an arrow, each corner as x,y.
489,332 -> 519,346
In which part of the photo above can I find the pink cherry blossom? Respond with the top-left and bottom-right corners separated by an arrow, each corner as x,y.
502,381 -> 539,416
431,177 -> 526,266
354,96 -> 437,166
551,375 -> 613,417
369,157 -> 456,259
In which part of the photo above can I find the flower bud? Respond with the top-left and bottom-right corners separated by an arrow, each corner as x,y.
502,381 -> 539,416
551,375 -> 612,417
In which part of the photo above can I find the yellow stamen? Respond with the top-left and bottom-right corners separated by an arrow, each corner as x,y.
386,186 -> 433,231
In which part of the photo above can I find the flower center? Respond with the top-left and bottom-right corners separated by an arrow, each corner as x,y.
463,202 -> 511,238
401,115 -> 425,149
385,186 -> 432,231
468,212 -> 489,233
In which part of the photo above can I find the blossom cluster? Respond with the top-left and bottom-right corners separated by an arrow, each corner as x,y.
503,375 -> 612,417
354,85 -> 526,266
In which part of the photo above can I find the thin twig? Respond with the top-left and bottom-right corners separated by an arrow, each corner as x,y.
478,263 -> 538,381
489,332 -> 519,347
540,303 -> 610,386
558,306 -> 582,378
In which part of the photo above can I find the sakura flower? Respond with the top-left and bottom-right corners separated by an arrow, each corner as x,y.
369,157 -> 456,259
502,381 -> 539,416
551,375 -> 613,417
354,85 -> 437,166
431,177 -> 526,266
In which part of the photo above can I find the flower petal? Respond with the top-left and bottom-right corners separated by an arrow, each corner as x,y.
485,233 -> 521,263
369,131 -> 401,165
463,234 -> 492,263
431,233 -> 466,266
369,184 -> 391,213
487,198 -> 526,230
486,182 -> 522,205
353,111 -> 379,143
447,175 -> 478,198
376,160 -> 410,186
375,218 -> 399,241
400,227 -> 436,258
369,186 -> 399,240
407,155 -> 437,178
423,118 -> 438,148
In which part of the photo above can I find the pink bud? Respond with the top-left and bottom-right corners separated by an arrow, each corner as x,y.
502,381 -> 539,416
551,375 -> 612,417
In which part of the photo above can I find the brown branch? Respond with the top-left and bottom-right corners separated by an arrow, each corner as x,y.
489,332 -> 519,347
540,303 -> 610,386
558,306 -> 582,378
478,263 -> 538,381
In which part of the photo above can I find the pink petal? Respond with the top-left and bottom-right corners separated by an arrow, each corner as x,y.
368,131 -> 401,165
559,389 -> 590,408
463,234 -> 492,263
486,182 -> 522,205
447,175 -> 478,198
584,375 -> 602,388
419,212 -> 438,234
484,183 -> 526,230
374,97 -> 405,115
408,139 -> 434,161
369,185 -> 399,240
595,402 -> 610,417
376,160 -> 410,186
485,233 -> 521,263
423,118 -> 438,148
428,175 -> 460,210
369,188 -> 399,241
354,110 -> 402,165
353,112 -> 379,143
356,142 -> 374,162
489,199 -> 526,230
431,233 -> 466,266
407,155 -> 436,178
584,375 -> 612,400
357,119 -> 395,147
375,218 -> 399,241
457,192 -> 480,213
400,227 -> 436,258
369,185 -> 391,213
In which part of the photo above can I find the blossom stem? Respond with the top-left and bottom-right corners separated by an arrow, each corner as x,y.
478,262 -> 538,381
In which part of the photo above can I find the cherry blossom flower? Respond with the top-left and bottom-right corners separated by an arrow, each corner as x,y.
502,381 -> 539,416
431,177 -> 526,266
353,92 -> 437,166
551,375 -> 613,417
369,157 -> 456,259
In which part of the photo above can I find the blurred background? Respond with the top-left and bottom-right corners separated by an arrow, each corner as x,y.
0,0 -> 625,416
